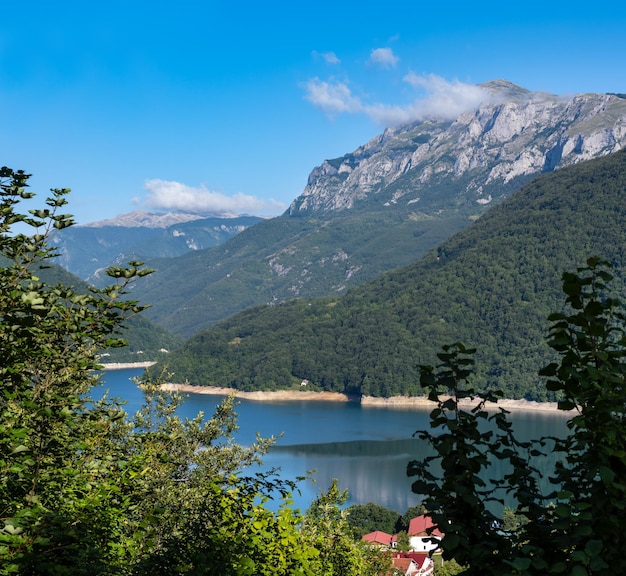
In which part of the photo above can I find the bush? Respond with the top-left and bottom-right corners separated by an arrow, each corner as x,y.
408,257 -> 626,575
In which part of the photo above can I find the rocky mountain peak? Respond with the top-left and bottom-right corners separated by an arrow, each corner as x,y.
479,79 -> 534,100
82,210 -> 238,228
289,82 -> 626,215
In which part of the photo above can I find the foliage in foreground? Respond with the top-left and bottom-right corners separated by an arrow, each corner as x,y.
0,167 -> 384,575
410,257 -> 626,575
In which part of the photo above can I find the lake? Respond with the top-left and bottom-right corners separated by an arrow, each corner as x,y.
97,368 -> 570,514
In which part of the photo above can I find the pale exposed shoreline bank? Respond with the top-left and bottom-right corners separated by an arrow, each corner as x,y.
160,383 -> 563,413
99,361 -> 157,371
362,395 -> 561,413
160,383 -> 354,403
100,365 -> 562,413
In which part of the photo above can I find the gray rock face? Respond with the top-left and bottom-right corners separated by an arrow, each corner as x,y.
290,81 -> 626,214
83,210 -> 237,228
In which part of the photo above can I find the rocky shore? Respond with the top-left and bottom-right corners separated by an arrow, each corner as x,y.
99,361 -> 157,371
160,383 -> 563,413
160,383 -> 353,402
361,395 -> 561,412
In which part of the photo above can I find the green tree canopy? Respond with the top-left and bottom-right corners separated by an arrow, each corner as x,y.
345,502 -> 400,538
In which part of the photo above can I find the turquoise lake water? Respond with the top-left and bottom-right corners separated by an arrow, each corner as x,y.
98,368 -> 569,514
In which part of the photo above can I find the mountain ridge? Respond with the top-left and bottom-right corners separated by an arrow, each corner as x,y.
289,84 -> 626,214
128,82 -> 626,337
52,213 -> 263,282
82,209 -> 253,228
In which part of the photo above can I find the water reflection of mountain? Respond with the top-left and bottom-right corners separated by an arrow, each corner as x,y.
271,438 -> 422,458
265,439 -> 428,512
269,435 -> 565,514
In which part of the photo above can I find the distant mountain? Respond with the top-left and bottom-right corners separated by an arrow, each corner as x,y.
82,210 -> 208,228
159,149 -> 626,400
133,81 -> 626,337
51,211 -> 263,282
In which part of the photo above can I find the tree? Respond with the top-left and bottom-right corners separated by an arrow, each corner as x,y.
0,166 -> 154,573
345,502 -> 400,538
394,531 -> 411,552
0,168 -> 356,575
408,257 -> 626,575
407,343 -> 517,574
301,480 -> 388,576
109,377 -> 313,575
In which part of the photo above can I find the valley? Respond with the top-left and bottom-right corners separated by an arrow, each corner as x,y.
54,83 -> 626,400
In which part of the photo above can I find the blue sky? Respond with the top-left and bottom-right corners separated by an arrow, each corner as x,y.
2,1 -> 625,224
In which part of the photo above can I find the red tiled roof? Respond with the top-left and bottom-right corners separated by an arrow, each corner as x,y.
362,530 -> 394,545
392,557 -> 416,573
408,514 -> 443,538
395,552 -> 429,569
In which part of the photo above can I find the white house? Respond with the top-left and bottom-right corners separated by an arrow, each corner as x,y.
408,514 -> 443,553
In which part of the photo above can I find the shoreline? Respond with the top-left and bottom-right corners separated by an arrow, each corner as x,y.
362,395 -> 561,413
160,383 -> 354,403
99,361 -> 157,371
103,367 -> 563,413
160,383 -> 564,413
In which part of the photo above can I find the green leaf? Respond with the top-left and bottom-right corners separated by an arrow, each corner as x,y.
509,557 -> 532,571
584,539 -> 603,557
571,564 -> 588,576
2,523 -> 23,535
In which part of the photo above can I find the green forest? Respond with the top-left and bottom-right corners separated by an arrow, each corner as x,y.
159,149 -> 626,401
134,205 -> 476,337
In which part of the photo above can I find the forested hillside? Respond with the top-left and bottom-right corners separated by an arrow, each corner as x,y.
133,86 -> 626,337
160,149 -> 626,401
134,209 -> 470,336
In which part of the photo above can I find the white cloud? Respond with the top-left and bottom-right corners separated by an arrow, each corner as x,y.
142,179 -> 285,215
324,51 -> 341,64
302,77 -> 363,116
369,47 -> 399,68
312,50 -> 340,65
303,73 -> 492,126
397,72 -> 491,121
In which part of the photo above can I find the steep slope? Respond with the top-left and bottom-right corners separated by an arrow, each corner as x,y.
160,149 -> 626,401
291,81 -> 626,214
134,211 -> 467,336
134,83 -> 626,337
52,211 -> 262,282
